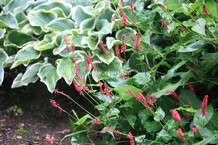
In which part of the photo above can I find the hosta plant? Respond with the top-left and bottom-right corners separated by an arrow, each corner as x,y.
0,0 -> 218,144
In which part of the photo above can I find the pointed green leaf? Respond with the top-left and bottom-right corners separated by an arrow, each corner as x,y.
155,129 -> 172,143
127,115 -> 137,129
93,48 -> 115,65
57,58 -> 75,85
191,18 -> 206,35
38,63 -> 60,92
114,84 -> 142,100
11,44 -> 41,68
0,29 -> 6,39
5,30 -> 36,48
154,107 -> 165,122
21,63 -> 42,85
106,37 -> 121,50
179,40 -> 206,52
0,49 -> 8,85
96,19 -> 113,34
46,18 -> 74,32
81,36 -> 96,50
75,114 -> 92,126
34,34 -> 56,51
80,17 -> 96,34
11,73 -> 24,88
0,12 -> 19,29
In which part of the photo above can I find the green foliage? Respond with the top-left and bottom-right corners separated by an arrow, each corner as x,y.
1,0 -> 218,144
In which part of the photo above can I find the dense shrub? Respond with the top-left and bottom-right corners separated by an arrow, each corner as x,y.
0,0 -> 218,144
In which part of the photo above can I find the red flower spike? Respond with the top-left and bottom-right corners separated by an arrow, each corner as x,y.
50,99 -> 64,112
118,5 -> 124,12
64,36 -> 70,52
177,128 -> 186,142
121,45 -> 126,53
167,90 -> 180,106
130,2 -> 136,13
203,5 -> 209,17
158,4 -> 167,12
92,119 -> 101,125
86,54 -> 97,70
99,40 -> 110,56
192,126 -> 198,135
73,81 -> 84,95
152,95 -> 157,104
161,18 -> 168,30
201,94 -> 208,116
115,45 -> 122,59
129,34 -> 136,41
136,92 -> 146,103
103,126 -> 111,131
170,109 -> 181,124
76,73 -> 84,83
146,93 -> 154,106
104,83 -> 112,98
113,130 -> 121,135
135,32 -> 141,52
127,132 -> 135,145
187,82 -> 195,95
127,88 -> 135,97
99,82 -> 104,94
119,73 -> 128,79
121,0 -> 124,6
45,135 -> 58,143
71,43 -> 75,52
121,12 -> 127,27
84,60 -> 89,72
121,34 -> 126,53
131,20 -> 136,26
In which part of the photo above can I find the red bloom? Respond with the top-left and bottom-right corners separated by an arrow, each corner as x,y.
136,92 -> 151,110
99,82 -> 104,94
187,82 -> 195,95
129,34 -> 135,41
72,58 -> 78,74
76,73 -> 84,83
99,41 -> 110,56
73,81 -> 84,95
161,18 -> 168,30
64,36 -> 70,52
92,118 -> 101,125
121,12 -> 127,27
177,128 -> 186,142
121,0 -> 124,6
50,99 -> 64,112
104,83 -> 112,98
152,95 -> 157,104
135,32 -> 140,52
119,73 -> 128,79
146,93 -> 154,106
45,135 -> 58,144
131,20 -> 136,26
127,132 -> 135,145
86,54 -> 96,70
167,90 -> 180,106
127,88 -> 135,97
201,94 -> 208,116
158,4 -> 167,12
84,60 -> 89,72
170,109 -> 181,124
130,2 -> 135,13
115,45 -> 122,59
113,130 -> 121,135
203,5 -> 209,17
121,34 -> 126,53
71,43 -> 75,52
192,126 -> 198,135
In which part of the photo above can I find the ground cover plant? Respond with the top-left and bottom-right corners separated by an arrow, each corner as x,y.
0,0 -> 218,144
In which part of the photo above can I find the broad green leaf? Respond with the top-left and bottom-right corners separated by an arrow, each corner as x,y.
57,58 -> 75,85
193,134 -> 218,145
0,12 -> 19,29
154,107 -> 165,122
33,1 -> 72,17
34,34 -> 56,51
11,73 -> 24,88
21,63 -> 42,86
106,37 -> 121,50
93,48 -> 114,65
28,10 -> 57,31
80,17 -> 96,34
199,52 -> 218,73
6,30 -> 36,48
114,84 -> 142,100
73,0 -> 92,6
46,18 -> 74,32
11,44 -> 41,68
155,129 -> 172,143
5,0 -> 34,14
38,63 -> 61,92
126,115 -> 137,129
144,121 -> 161,133
96,19 -> 113,34
191,18 -> 206,35
72,6 -> 93,27
81,36 -> 96,50
141,32 -> 151,46
205,0 -> 218,18
130,72 -> 151,86
164,0 -> 182,10
178,40 -> 206,52
193,105 -> 214,127
0,29 -> 6,39
135,135 -> 146,143
106,108 -> 120,118
75,114 -> 92,126
0,49 -> 8,85
138,109 -> 151,125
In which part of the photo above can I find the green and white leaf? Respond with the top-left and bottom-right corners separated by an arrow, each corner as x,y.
4,0 -> 34,14
46,18 -> 74,32
93,48 -> 115,65
0,49 -> 8,85
191,18 -> 206,35
0,29 -> 6,39
11,73 -> 24,88
34,34 -> 56,51
0,12 -> 19,29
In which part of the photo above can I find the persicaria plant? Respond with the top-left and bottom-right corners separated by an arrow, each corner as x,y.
0,0 -> 218,144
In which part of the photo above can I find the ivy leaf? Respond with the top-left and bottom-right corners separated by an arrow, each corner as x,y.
57,58 -> 75,85
155,129 -> 172,143
38,63 -> 61,92
114,84 -> 142,100
179,40 -> 206,52
191,18 -> 206,35
126,115 -> 137,129
154,107 -> 165,122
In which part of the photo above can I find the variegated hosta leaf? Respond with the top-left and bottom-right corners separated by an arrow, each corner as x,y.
11,44 -> 41,68
0,12 -> 19,29
4,0 -> 34,14
38,63 -> 61,92
34,34 -> 56,51
72,6 -> 93,27
73,0 -> 92,7
0,49 -> 8,85
5,30 -> 36,48
46,18 -> 74,32
81,36 -> 96,50
28,9 -> 57,32
33,1 -> 72,17
0,29 -> 6,39
57,58 -> 75,85
116,28 -> 137,46
11,73 -> 24,88
80,17 -> 96,34
93,48 -> 115,65
21,63 -> 42,86
106,37 -> 121,50
96,19 -> 113,35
